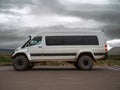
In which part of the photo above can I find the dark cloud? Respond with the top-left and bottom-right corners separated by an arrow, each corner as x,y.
49,2 -> 120,25
0,26 -> 67,49
103,25 -> 120,40
27,0 -> 65,15
66,10 -> 120,25
0,29 -> 25,49
30,0 -> 120,25
0,0 -> 33,9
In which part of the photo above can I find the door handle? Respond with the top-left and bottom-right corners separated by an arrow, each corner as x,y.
38,46 -> 42,48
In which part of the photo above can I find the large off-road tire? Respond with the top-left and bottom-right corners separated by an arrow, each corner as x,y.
13,55 -> 29,71
77,55 -> 93,70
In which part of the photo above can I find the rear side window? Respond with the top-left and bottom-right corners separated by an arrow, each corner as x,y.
46,36 -> 99,46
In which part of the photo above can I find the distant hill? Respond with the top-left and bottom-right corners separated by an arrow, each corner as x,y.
0,49 -> 14,54
108,47 -> 120,55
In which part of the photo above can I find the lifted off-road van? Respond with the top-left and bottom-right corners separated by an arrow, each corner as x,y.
12,30 -> 108,71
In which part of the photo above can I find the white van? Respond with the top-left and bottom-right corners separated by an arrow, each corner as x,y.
12,30 -> 108,71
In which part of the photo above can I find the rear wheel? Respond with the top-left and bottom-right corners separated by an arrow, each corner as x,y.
13,55 -> 29,71
77,55 -> 93,70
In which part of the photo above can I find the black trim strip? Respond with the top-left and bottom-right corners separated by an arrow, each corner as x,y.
94,53 -> 106,56
30,53 -> 76,56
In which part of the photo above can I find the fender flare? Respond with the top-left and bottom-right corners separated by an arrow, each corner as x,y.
75,50 -> 96,62
12,52 -> 31,60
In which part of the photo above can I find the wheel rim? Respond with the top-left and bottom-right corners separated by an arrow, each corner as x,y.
83,60 -> 89,66
18,60 -> 23,66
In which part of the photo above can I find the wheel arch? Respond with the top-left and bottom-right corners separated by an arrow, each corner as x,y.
77,52 -> 96,62
12,53 -> 28,60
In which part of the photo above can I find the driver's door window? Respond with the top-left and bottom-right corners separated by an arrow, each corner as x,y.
30,36 -> 42,46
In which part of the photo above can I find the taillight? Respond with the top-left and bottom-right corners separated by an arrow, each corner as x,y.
105,44 -> 108,53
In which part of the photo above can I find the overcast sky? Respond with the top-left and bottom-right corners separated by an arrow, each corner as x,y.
0,0 -> 120,49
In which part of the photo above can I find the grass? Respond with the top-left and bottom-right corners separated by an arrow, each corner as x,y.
95,55 -> 120,66
96,60 -> 120,66
0,54 -> 120,66
108,55 -> 120,60
0,54 -> 12,66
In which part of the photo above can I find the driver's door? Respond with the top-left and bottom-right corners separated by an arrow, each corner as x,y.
27,36 -> 43,60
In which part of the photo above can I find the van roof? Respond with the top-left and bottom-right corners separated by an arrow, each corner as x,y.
38,29 -> 102,33
31,29 -> 103,37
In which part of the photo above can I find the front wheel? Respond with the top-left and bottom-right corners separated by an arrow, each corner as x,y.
77,55 -> 93,70
13,55 -> 29,71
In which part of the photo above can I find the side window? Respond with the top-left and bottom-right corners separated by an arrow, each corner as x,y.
62,36 -> 85,45
84,36 -> 99,45
46,36 -> 62,45
46,36 -> 99,46
61,36 -> 99,45
30,36 -> 42,46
